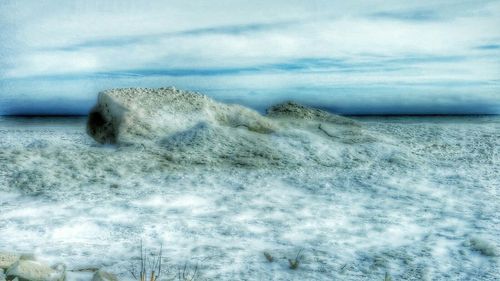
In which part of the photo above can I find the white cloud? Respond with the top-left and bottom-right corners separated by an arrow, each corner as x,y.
0,0 -> 499,114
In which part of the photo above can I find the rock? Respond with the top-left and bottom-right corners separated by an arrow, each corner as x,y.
87,87 -> 275,145
0,270 -> 6,281
6,260 -> 65,281
92,270 -> 118,281
0,253 -> 19,270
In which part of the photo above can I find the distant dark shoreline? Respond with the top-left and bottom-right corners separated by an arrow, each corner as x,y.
0,115 -> 87,117
346,114 -> 500,117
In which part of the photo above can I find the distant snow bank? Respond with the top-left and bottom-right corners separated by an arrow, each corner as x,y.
86,87 -> 405,167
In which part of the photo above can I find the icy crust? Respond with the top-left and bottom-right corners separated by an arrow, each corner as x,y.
87,87 -> 404,167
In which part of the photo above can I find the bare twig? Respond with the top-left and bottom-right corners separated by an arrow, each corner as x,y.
288,249 -> 303,270
132,241 -> 164,281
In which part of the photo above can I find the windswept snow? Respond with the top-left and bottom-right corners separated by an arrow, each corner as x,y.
0,96 -> 499,280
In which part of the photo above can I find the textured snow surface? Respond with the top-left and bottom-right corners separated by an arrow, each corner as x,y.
86,88 -> 396,168
0,115 -> 499,281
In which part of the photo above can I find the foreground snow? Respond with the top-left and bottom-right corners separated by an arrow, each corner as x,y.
0,116 -> 499,280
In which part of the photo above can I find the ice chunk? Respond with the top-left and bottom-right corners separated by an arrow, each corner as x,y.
87,87 -> 275,144
6,260 -> 65,281
92,270 -> 118,281
0,252 -> 19,270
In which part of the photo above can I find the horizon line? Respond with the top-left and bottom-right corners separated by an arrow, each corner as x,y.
2,113 -> 499,118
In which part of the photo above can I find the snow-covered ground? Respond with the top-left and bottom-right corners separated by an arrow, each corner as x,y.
0,116 -> 498,280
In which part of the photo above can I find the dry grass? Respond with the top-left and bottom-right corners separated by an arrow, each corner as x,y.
288,249 -> 303,270
130,241 -> 163,281
176,263 -> 199,281
130,242 -> 201,281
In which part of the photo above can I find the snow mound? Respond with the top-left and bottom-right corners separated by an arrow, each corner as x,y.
87,87 -> 275,144
267,101 -> 358,126
86,87 -> 410,167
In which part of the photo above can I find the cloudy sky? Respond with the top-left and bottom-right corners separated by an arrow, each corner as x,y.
1,0 -> 499,115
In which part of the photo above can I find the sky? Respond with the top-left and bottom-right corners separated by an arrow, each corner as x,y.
0,0 -> 499,115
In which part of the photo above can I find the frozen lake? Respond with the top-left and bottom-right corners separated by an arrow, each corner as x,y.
0,116 -> 499,280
